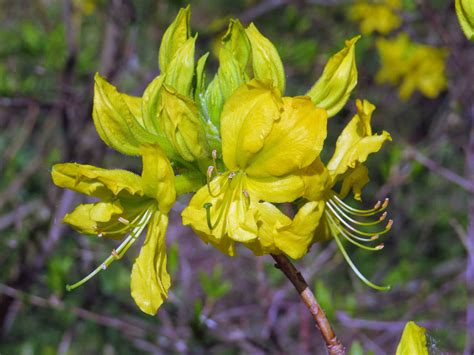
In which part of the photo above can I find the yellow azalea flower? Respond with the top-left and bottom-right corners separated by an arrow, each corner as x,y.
396,322 -> 428,355
376,33 -> 448,100
349,0 -> 402,35
182,80 -> 328,259
455,0 -> 474,41
303,99 -> 392,290
52,145 -> 176,315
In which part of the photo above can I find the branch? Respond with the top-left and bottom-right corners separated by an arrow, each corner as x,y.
405,146 -> 474,193
271,253 -> 345,355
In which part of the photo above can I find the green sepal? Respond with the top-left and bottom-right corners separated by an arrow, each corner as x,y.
159,85 -> 209,162
159,6 -> 191,73
306,36 -> 360,118
164,35 -> 197,97
245,23 -> 285,94
92,73 -> 160,156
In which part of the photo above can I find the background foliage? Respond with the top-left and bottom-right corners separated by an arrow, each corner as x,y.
0,0 -> 472,353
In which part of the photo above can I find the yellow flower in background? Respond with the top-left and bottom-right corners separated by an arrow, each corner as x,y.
52,145 -> 176,315
183,80 -> 328,259
455,0 -> 474,41
349,0 -> 402,35
376,33 -> 447,100
396,322 -> 428,355
303,100 -> 392,290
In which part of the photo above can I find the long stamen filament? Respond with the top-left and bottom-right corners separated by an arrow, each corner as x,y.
331,193 -> 389,216
66,209 -> 154,291
95,208 -> 149,236
328,222 -> 390,291
326,202 -> 392,237
327,199 -> 386,226
325,212 -> 384,251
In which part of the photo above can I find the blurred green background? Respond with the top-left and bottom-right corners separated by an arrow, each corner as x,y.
0,0 -> 473,353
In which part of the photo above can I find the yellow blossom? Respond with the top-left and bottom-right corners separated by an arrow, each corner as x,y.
376,33 -> 448,100
303,99 -> 392,290
455,0 -> 474,41
182,80 -> 328,259
349,0 -> 402,35
52,145 -> 176,315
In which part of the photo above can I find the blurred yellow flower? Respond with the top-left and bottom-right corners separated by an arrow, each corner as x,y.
52,145 -> 176,315
376,33 -> 448,100
349,0 -> 402,35
396,322 -> 428,355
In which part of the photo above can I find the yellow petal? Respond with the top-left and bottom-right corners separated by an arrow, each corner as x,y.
339,164 -> 369,201
181,174 -> 236,256
245,96 -> 327,178
63,202 -> 123,238
140,145 -> 176,214
396,322 -> 428,355
302,157 -> 331,201
274,200 -> 325,259
160,86 -> 209,162
327,99 -> 391,180
51,163 -> 144,199
159,6 -> 191,73
245,200 -> 325,259
131,212 -> 171,315
456,0 -> 474,41
306,36 -> 359,118
220,80 -> 282,171
245,173 -> 305,203
245,23 -> 285,93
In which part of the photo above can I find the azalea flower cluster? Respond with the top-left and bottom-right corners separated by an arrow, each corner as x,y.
52,7 -> 392,315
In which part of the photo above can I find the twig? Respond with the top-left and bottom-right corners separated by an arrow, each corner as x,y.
271,253 -> 345,355
405,146 -> 474,193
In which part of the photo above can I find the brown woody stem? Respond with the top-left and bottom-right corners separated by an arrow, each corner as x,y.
271,253 -> 345,355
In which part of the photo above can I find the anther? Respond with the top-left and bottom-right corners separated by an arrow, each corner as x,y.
379,212 -> 387,221
101,264 -> 107,270
374,201 -> 381,209
228,172 -> 235,180
118,217 -> 130,225
111,249 -> 121,260
371,235 -> 379,241
98,232 -> 103,238
382,198 -> 390,209
207,165 -> 214,178
386,219 -> 393,230
376,244 -> 385,250
212,149 -> 217,160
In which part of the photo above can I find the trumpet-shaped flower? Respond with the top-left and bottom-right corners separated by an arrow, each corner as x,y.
303,99 -> 392,290
349,0 -> 402,35
182,80 -> 328,259
52,145 -> 176,315
376,33 -> 447,100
